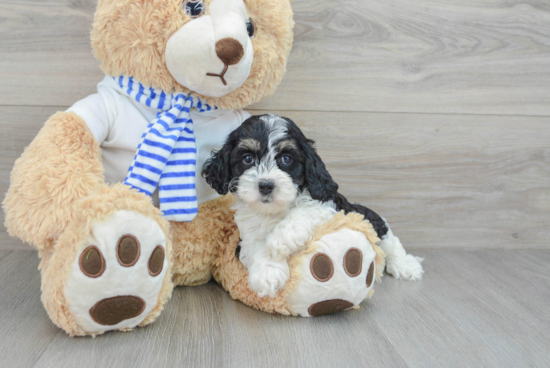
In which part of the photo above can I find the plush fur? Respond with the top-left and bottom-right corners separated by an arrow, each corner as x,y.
3,112 -> 105,252
92,0 -> 293,110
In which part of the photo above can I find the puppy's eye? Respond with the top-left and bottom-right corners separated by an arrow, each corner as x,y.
243,154 -> 254,165
183,0 -> 206,18
281,155 -> 292,165
246,19 -> 256,38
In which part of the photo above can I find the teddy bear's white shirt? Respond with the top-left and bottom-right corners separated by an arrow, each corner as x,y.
67,76 -> 250,205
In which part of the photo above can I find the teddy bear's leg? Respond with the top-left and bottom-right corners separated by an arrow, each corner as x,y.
207,212 -> 385,318
285,229 -> 378,316
41,184 -> 173,336
3,112 -> 172,335
170,194 -> 238,286
3,111 -> 105,252
284,213 -> 386,317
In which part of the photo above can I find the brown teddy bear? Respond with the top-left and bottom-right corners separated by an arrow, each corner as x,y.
3,0 -> 388,336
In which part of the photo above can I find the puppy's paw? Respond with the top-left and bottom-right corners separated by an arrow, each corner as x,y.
385,254 -> 424,280
267,240 -> 295,261
248,261 -> 290,298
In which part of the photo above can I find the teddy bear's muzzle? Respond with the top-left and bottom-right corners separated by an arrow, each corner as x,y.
206,37 -> 245,86
165,0 -> 253,97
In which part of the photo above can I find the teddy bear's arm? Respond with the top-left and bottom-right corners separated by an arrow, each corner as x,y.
3,111 -> 106,252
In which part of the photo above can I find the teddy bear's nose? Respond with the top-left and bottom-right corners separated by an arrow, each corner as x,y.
215,38 -> 244,66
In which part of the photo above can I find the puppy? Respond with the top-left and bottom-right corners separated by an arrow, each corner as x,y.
202,114 -> 423,297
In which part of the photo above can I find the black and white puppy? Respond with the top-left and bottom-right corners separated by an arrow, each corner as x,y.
203,114 -> 423,297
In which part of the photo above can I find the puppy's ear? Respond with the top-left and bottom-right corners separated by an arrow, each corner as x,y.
284,117 -> 339,202
202,139 -> 235,195
300,139 -> 339,201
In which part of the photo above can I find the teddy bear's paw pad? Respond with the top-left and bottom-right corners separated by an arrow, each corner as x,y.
79,246 -> 105,278
308,299 -> 354,316
65,210 -> 167,333
366,261 -> 375,287
90,296 -> 146,326
116,235 -> 140,267
286,228 -> 376,317
310,253 -> 334,281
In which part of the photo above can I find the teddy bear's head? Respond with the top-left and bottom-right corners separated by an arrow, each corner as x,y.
91,0 -> 293,109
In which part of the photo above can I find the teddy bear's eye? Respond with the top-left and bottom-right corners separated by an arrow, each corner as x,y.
183,0 -> 206,18
246,19 -> 256,38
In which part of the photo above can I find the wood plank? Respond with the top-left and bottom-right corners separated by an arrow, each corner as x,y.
1,107 -> 549,250
0,251 -> 62,368
0,1 -> 102,106
253,0 -> 550,115
0,1 -> 549,116
371,249 -> 550,367
1,249 -> 549,367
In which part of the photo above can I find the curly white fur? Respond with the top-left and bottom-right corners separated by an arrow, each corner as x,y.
378,219 -> 424,280
234,191 -> 337,297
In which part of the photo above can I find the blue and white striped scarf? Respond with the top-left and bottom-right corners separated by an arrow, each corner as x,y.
115,76 -> 215,222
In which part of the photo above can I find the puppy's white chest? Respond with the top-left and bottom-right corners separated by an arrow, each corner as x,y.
234,209 -> 282,269
233,195 -> 337,271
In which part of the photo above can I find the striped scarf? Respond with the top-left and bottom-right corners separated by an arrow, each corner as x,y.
115,76 -> 215,222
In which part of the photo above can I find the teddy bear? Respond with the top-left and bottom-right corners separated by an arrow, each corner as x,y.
3,0 -> 392,337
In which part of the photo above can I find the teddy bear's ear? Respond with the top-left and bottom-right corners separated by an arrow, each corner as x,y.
202,137 -> 237,195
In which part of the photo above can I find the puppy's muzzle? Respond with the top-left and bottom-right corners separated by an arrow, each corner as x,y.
258,180 -> 275,195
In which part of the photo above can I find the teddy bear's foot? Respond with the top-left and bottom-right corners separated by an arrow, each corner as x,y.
63,210 -> 167,333
40,186 -> 173,337
285,228 -> 377,317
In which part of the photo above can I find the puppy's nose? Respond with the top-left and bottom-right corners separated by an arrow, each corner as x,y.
215,38 -> 244,65
258,180 -> 275,195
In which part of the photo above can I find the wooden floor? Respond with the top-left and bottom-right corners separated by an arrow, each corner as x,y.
2,249 -> 550,368
1,0 -> 549,367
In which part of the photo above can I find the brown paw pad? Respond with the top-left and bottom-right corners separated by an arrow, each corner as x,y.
344,247 -> 363,277
308,299 -> 354,316
366,261 -> 375,287
79,245 -> 105,278
117,235 -> 140,267
148,246 -> 165,276
89,296 -> 146,326
310,253 -> 334,282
